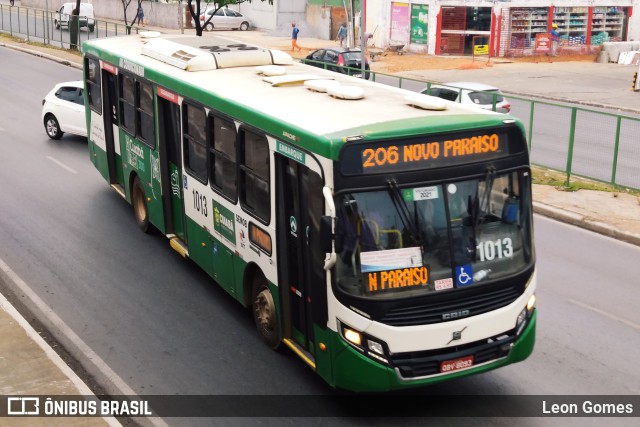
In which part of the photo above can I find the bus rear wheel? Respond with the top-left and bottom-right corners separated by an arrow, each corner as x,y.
252,274 -> 280,349
132,177 -> 150,233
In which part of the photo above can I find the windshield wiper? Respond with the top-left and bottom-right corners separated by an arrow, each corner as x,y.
469,166 -> 496,230
386,179 -> 422,245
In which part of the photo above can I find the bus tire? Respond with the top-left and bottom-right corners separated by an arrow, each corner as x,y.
132,176 -> 150,233
252,273 -> 280,349
44,114 -> 63,140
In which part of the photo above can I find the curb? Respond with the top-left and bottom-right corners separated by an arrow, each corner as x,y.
533,201 -> 640,247
0,41 -> 82,69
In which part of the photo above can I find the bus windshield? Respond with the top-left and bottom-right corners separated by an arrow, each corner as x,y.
334,170 -> 533,299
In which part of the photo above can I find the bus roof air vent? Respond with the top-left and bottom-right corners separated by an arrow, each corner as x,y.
199,45 -> 293,69
270,50 -> 294,65
263,74 -> 329,87
304,79 -> 339,93
404,94 -> 447,111
327,85 -> 365,100
142,39 -> 217,71
255,65 -> 287,77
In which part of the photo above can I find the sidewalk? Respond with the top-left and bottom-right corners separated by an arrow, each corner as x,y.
1,24 -> 639,425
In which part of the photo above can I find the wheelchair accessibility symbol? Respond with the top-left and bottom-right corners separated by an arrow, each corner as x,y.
455,264 -> 474,287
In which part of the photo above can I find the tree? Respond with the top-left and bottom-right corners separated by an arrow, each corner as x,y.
186,0 -> 273,37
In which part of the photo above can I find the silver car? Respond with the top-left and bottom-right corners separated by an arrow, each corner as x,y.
199,7 -> 251,31
422,82 -> 511,113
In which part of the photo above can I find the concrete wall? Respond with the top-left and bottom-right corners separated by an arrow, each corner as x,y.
20,0 -> 182,29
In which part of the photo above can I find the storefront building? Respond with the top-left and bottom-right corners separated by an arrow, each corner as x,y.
365,1 -> 639,57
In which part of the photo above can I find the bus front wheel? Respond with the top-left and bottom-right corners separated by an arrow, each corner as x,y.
252,274 -> 280,349
132,177 -> 150,233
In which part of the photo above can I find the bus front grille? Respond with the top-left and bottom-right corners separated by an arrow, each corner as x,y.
379,286 -> 521,326
391,330 -> 516,379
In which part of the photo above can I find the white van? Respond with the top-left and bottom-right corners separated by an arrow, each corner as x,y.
54,2 -> 95,33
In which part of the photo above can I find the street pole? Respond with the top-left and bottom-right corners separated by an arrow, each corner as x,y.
179,0 -> 184,34
359,0 -> 365,77
45,0 -> 49,45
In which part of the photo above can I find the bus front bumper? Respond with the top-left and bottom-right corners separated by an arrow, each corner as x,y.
330,310 -> 536,392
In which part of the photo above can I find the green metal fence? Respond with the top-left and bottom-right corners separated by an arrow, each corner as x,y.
0,5 -> 139,50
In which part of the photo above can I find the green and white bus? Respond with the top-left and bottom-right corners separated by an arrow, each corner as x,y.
82,33 -> 536,392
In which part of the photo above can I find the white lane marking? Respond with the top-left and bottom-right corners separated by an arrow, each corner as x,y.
47,155 -> 78,174
569,299 -> 640,331
0,258 -> 169,427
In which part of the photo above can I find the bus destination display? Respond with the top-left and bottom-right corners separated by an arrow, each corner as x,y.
340,131 -> 510,175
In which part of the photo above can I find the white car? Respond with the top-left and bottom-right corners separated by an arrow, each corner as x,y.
42,81 -> 87,140
422,82 -> 511,113
54,2 -> 95,32
199,7 -> 251,31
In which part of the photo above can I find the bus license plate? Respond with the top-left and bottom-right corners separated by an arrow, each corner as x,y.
440,355 -> 474,373
353,73 -> 362,78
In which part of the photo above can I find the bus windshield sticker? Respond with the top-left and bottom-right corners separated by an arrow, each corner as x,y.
455,264 -> 474,287
360,247 -> 422,273
403,186 -> 439,202
434,278 -> 454,291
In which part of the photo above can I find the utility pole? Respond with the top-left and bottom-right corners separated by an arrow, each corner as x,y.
179,0 -> 184,34
358,0 -> 365,77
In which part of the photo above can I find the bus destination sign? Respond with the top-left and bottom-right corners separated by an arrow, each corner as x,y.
340,131 -> 511,175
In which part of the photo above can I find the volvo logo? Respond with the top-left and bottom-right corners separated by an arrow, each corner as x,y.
442,309 -> 470,321
448,326 -> 467,345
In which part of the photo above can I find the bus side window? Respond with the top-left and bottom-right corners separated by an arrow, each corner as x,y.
182,102 -> 207,183
209,115 -> 238,201
119,73 -> 136,135
239,130 -> 270,223
137,81 -> 155,147
84,57 -> 101,114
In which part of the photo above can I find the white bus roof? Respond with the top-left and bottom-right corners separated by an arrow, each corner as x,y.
84,34 -> 502,137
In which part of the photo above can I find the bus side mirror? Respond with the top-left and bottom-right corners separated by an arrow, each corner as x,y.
319,216 -> 333,253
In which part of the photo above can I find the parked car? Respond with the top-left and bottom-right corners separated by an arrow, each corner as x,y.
198,7 -> 251,31
42,81 -> 87,140
54,2 -> 95,32
421,82 -> 511,113
302,47 -> 371,79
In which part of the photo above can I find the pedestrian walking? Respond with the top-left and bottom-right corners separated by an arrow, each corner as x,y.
291,22 -> 301,52
549,23 -> 559,57
336,23 -> 347,47
135,4 -> 145,27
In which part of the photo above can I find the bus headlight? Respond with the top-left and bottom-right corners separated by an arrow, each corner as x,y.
527,294 -> 536,312
516,294 -> 536,336
338,321 -> 390,365
343,327 -> 363,347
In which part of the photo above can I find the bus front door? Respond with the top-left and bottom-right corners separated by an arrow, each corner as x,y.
157,96 -> 186,241
276,155 -> 326,355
